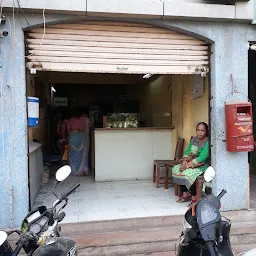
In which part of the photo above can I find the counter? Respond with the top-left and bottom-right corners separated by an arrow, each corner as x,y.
94,128 -> 173,181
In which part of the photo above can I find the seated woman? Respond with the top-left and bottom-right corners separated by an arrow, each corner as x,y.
172,122 -> 209,205
67,111 -> 92,176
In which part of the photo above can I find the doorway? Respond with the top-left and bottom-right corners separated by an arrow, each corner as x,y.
26,20 -> 210,222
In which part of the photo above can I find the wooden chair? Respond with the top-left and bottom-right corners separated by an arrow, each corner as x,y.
172,136 -> 206,202
153,138 -> 185,189
175,175 -> 205,201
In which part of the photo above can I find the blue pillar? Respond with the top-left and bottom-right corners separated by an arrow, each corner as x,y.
0,16 -> 29,228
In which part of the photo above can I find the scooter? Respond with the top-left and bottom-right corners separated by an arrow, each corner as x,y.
177,166 -> 234,256
0,165 -> 80,256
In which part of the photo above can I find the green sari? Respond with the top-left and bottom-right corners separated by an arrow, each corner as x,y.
172,136 -> 209,189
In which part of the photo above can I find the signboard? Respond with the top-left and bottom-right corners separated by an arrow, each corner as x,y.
192,75 -> 204,99
54,97 -> 68,107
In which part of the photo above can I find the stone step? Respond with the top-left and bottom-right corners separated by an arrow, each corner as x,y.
64,221 -> 256,248
78,241 -> 175,256
7,211 -> 256,255
65,227 -> 179,249
62,210 -> 256,235
62,215 -> 183,235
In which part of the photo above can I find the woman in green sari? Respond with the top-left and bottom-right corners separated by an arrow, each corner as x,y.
172,122 -> 209,205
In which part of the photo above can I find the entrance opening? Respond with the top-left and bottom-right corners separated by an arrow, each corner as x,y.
249,45 -> 256,209
25,20 -> 210,222
27,71 -> 209,223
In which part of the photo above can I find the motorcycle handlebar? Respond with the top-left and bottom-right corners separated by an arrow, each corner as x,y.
217,189 -> 227,200
61,183 -> 80,199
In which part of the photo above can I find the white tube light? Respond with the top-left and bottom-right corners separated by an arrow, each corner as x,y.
250,44 -> 256,51
51,85 -> 56,92
143,74 -> 153,79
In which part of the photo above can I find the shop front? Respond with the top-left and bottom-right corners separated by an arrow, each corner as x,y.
0,12 -> 254,228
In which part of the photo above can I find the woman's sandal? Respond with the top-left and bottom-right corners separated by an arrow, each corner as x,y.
188,199 -> 197,207
177,195 -> 192,203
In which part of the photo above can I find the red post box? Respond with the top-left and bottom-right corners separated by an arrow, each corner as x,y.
225,102 -> 254,152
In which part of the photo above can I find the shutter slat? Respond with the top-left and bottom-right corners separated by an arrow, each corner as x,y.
31,28 -> 196,40
27,39 -> 208,51
28,50 -> 209,61
28,33 -> 206,46
27,55 -> 209,66
26,62 -> 208,74
28,44 -> 207,56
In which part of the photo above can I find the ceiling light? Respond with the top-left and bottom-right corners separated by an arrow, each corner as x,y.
250,44 -> 256,51
51,86 -> 56,92
143,74 -> 153,79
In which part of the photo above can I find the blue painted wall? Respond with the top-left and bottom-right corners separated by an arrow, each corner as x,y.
0,17 -> 28,228
0,13 -> 256,228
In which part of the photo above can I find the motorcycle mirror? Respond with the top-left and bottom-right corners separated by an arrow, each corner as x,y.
55,165 -> 71,182
0,231 -> 7,246
204,166 -> 216,182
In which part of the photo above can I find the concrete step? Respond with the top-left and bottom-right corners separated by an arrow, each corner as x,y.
78,241 -> 175,256
7,211 -> 256,255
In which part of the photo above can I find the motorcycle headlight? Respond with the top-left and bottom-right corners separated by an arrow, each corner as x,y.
29,223 -> 42,234
200,201 -> 218,225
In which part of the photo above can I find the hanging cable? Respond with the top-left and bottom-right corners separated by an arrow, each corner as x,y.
15,0 -> 30,27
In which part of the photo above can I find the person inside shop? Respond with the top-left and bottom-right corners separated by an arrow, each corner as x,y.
172,122 -> 209,206
66,110 -> 92,176
57,112 -> 68,157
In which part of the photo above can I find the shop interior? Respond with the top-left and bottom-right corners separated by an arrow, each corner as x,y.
27,71 -> 209,222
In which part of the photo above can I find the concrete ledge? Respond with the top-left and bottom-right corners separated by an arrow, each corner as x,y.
2,0 -> 254,21
163,2 -> 235,19
2,0 -> 87,12
86,0 -> 164,18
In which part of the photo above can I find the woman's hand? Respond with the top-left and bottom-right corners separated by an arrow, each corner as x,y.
180,161 -> 188,172
187,161 -> 195,168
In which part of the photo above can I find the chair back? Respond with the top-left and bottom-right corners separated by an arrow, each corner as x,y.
174,138 -> 185,161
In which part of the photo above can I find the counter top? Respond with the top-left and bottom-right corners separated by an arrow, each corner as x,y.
95,127 -> 174,131
29,142 -> 42,154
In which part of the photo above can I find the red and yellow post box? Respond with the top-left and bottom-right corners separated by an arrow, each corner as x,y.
225,102 -> 254,152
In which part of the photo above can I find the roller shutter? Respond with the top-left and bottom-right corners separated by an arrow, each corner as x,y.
26,21 -> 209,75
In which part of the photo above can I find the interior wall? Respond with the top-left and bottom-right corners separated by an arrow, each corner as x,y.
171,75 -> 209,153
47,72 -> 143,85
26,72 -> 50,147
140,75 -> 172,127
55,83 -> 139,111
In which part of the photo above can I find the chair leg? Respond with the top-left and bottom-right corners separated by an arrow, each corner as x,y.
156,165 -> 160,188
175,184 -> 179,196
175,184 -> 182,197
153,164 -> 156,183
164,166 -> 169,189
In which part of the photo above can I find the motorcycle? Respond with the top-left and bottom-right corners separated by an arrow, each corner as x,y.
0,165 -> 80,256
177,166 -> 234,256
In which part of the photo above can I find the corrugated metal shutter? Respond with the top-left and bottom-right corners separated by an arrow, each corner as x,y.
26,21 -> 209,75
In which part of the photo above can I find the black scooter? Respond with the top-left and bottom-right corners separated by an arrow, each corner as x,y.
0,165 -> 80,256
177,166 -> 234,256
